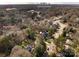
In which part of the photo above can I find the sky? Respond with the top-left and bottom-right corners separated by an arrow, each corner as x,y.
0,0 -> 79,4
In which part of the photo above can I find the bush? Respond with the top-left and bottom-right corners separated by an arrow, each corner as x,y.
10,45 -> 32,57
62,49 -> 75,57
26,28 -> 36,40
48,27 -> 54,38
0,35 -> 14,56
54,34 -> 65,52
20,25 -> 27,30
34,37 -> 46,57
55,34 -> 65,45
